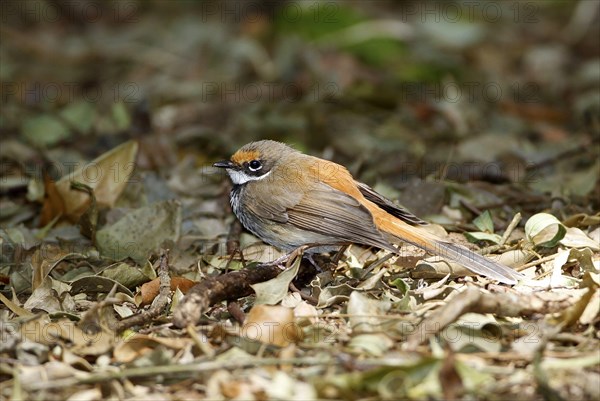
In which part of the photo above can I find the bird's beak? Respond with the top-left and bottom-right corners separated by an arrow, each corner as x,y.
213,160 -> 234,169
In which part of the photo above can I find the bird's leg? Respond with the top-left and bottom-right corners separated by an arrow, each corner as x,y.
303,254 -> 323,273
257,246 -> 309,270
302,243 -> 350,272
256,253 -> 292,269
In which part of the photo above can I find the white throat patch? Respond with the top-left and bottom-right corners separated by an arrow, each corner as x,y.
227,169 -> 271,185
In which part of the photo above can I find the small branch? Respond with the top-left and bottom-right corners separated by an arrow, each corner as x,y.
517,253 -> 560,272
226,220 -> 243,255
360,252 -> 394,278
525,140 -> 595,172
227,301 -> 246,324
173,263 -> 282,327
499,212 -> 522,246
173,246 -> 320,327
116,249 -> 171,333
23,356 -> 332,391
289,283 -> 318,305
78,283 -> 121,332
480,212 -> 522,255
404,287 -> 572,350
186,325 -> 215,358
460,199 -> 483,217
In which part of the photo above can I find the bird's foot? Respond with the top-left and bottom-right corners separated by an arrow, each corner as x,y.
304,254 -> 323,273
257,246 -> 308,270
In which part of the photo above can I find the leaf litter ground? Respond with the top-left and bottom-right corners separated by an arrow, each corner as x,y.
1,2 -> 599,400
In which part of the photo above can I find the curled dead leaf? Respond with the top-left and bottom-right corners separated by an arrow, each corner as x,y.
242,305 -> 302,347
138,276 -> 196,306
53,141 -> 138,222
113,333 -> 192,363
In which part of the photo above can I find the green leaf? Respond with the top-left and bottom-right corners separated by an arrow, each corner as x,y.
60,100 -> 95,134
112,102 -> 131,131
22,115 -> 69,147
464,231 -> 502,244
473,210 -> 494,233
455,360 -> 494,392
275,3 -> 362,40
525,213 -> 567,248
390,278 -> 409,295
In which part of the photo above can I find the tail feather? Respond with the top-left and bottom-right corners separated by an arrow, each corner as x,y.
356,187 -> 523,284
376,216 -> 523,284
430,240 -> 522,284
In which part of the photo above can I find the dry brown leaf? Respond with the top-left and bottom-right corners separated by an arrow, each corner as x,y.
54,141 -> 138,221
20,315 -> 114,355
19,361 -> 90,391
138,276 -> 196,306
242,305 -> 302,347
0,292 -> 34,318
439,351 -> 463,401
70,182 -> 98,241
113,333 -> 192,363
31,244 -> 73,292
39,172 -> 65,226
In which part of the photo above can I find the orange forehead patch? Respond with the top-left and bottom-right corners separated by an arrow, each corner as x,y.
231,150 -> 260,164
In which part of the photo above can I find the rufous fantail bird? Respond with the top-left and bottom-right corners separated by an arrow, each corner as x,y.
214,140 -> 523,284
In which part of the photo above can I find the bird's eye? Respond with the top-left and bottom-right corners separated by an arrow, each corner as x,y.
248,160 -> 262,171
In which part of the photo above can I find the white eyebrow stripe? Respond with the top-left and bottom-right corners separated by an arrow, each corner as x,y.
227,169 -> 272,185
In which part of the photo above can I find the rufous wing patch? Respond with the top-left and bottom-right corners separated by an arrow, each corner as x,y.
309,160 -> 360,196
309,159 -> 440,250
231,150 -> 260,165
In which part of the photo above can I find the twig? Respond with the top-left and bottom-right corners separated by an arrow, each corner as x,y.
331,245 -> 348,264
460,199 -> 483,217
475,196 -> 550,211
479,212 -> 522,255
115,249 -> 171,332
404,286 -> 572,350
525,140 -> 595,172
516,253 -> 560,272
186,325 -> 215,358
23,356 -> 333,391
438,144 -> 456,182
360,253 -> 394,279
289,283 -> 318,305
226,220 -> 243,255
499,212 -> 522,245
174,245 -> 320,327
78,283 -> 121,332
173,262 -> 282,327
224,247 -> 244,271
227,301 -> 246,324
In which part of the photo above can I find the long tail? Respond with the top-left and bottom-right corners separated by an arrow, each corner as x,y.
376,216 -> 523,284
313,164 -> 523,284
425,239 -> 522,284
